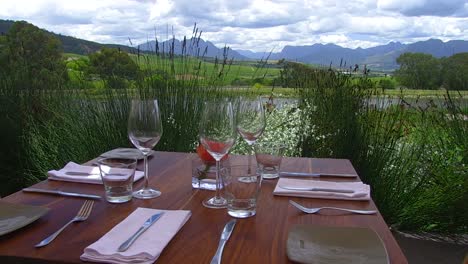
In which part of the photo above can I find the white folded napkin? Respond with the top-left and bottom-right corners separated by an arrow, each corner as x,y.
47,162 -> 144,184
80,207 -> 191,264
273,178 -> 371,201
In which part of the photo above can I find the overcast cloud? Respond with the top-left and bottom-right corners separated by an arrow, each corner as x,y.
1,0 -> 467,51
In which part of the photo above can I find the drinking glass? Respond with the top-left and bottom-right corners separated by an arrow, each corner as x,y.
98,158 -> 137,203
222,165 -> 262,218
128,99 -> 163,199
254,142 -> 285,179
236,98 -> 266,174
199,101 -> 236,208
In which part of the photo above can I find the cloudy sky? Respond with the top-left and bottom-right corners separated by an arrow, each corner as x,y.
1,0 -> 467,52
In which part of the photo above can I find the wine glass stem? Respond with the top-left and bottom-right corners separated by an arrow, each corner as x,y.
248,143 -> 255,173
215,159 -> 221,200
143,154 -> 149,190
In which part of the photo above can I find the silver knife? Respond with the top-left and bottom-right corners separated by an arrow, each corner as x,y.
23,188 -> 101,199
210,219 -> 237,264
65,171 -> 126,176
279,171 -> 358,178
65,171 -> 99,176
279,185 -> 355,193
118,212 -> 165,252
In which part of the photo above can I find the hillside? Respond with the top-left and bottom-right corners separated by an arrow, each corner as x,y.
0,19 -> 136,55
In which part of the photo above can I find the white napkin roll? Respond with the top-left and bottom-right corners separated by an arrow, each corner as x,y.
48,162 -> 144,184
273,178 -> 371,201
81,208 -> 191,264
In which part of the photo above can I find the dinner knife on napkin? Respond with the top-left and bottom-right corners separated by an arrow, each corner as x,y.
211,219 -> 237,264
118,212 -> 165,252
23,188 -> 101,199
279,185 -> 355,194
279,171 -> 358,178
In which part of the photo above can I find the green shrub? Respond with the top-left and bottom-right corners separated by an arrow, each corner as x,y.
378,78 -> 396,90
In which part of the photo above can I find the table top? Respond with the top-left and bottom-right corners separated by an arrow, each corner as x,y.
0,151 -> 407,264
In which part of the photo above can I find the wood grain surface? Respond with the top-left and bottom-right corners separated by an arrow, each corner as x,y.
0,151 -> 407,263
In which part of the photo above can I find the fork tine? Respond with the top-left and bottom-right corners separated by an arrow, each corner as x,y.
84,201 -> 94,218
289,200 -> 306,211
76,200 -> 89,216
78,200 -> 93,218
77,200 -> 89,216
83,201 -> 94,218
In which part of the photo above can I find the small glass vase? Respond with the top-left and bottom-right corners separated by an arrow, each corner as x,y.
191,155 -> 229,190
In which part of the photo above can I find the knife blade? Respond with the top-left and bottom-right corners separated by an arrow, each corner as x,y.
22,188 -> 101,199
65,171 -> 126,176
210,219 -> 237,264
118,212 -> 165,252
279,171 -> 358,178
279,185 -> 355,193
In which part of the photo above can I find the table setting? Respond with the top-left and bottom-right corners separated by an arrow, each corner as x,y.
0,98 -> 406,264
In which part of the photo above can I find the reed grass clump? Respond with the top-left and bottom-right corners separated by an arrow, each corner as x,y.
284,61 -> 467,233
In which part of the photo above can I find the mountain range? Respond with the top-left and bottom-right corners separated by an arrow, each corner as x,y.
137,38 -> 248,61
139,38 -> 468,70
1,19 -> 467,71
236,39 -> 468,70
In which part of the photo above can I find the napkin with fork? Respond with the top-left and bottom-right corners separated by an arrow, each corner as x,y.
273,178 -> 371,201
81,207 -> 191,264
47,162 -> 144,184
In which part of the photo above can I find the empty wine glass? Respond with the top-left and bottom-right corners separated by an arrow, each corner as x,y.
199,101 -> 236,208
128,99 -> 163,199
236,98 -> 266,169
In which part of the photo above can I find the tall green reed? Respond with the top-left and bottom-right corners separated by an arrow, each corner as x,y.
0,28 -> 263,196
288,62 -> 467,233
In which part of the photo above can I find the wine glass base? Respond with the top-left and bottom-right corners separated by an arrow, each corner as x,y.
203,196 -> 227,209
133,188 -> 161,199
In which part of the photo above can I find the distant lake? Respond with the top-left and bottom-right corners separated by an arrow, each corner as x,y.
261,97 -> 468,110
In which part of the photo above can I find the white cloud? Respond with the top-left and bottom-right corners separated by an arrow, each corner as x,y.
150,0 -> 174,19
378,0 -> 466,16
0,0 -> 466,52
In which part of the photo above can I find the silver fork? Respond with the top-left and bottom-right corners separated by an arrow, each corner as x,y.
35,200 -> 94,247
289,200 -> 377,215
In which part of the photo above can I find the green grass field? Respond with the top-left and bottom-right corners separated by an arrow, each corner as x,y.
63,52 -> 467,100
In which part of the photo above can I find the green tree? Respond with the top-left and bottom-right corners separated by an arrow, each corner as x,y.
88,48 -> 139,89
279,61 -> 315,88
4,21 -> 68,89
378,78 -> 395,90
0,35 -> 7,77
440,53 -> 468,91
395,53 -> 441,90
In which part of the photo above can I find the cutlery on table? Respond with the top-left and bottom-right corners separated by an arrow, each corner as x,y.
118,212 -> 165,252
35,200 -> 94,247
65,171 -> 126,176
210,219 -> 237,264
23,188 -> 101,200
289,200 -> 377,215
280,171 -> 358,178
279,185 -> 355,194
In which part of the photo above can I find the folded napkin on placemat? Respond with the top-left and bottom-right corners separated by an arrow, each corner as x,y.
273,178 -> 371,201
48,162 -> 144,184
81,207 -> 191,264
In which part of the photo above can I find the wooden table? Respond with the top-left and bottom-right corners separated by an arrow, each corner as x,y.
0,151 -> 407,263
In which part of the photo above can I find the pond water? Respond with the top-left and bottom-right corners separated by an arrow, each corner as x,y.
262,96 -> 468,110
